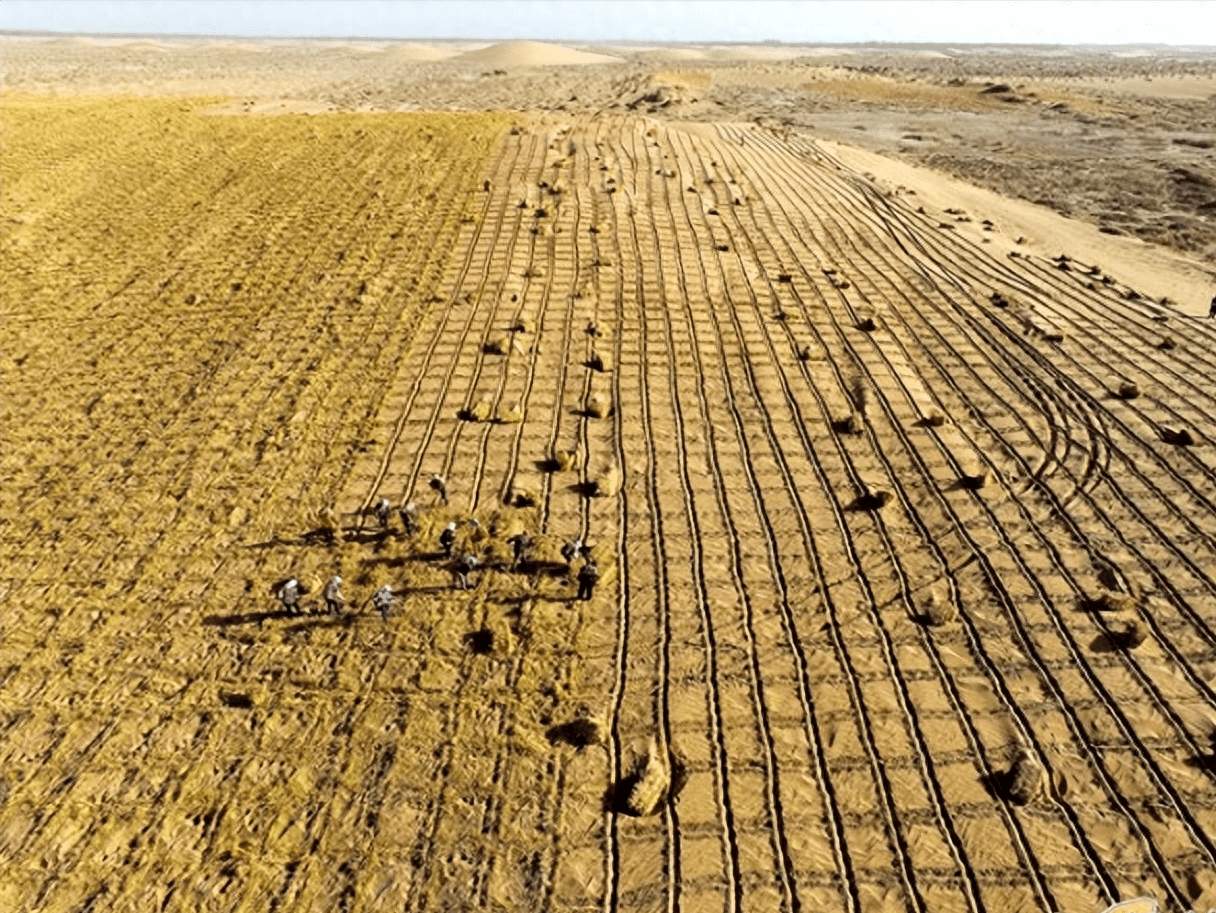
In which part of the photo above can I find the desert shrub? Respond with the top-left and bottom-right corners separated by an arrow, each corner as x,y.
960,467 -> 989,490
1116,381 -> 1140,400
923,590 -> 957,626
545,448 -> 576,472
509,486 -> 536,508
1161,427 -> 1194,446
585,394 -> 609,419
589,463 -> 620,497
496,402 -> 522,424
853,488 -> 891,511
833,413 -> 863,435
626,738 -> 670,817
462,399 -> 493,422
1007,749 -> 1043,805
1109,616 -> 1148,650
546,718 -> 602,748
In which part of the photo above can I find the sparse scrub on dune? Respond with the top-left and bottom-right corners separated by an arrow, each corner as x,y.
585,393 -> 610,419
496,402 -> 523,424
1087,589 -> 1137,613
833,412 -> 864,435
546,717 -> 602,749
552,448 -> 580,472
1160,426 -> 1194,446
922,589 -> 957,626
484,335 -> 510,355
853,484 -> 892,511
506,481 -> 537,508
960,466 -> 990,490
588,462 -> 621,498
856,315 -> 877,331
1115,381 -> 1141,400
1108,615 -> 1149,650
848,374 -> 869,419
461,399 -> 494,422
626,738 -> 671,817
922,411 -> 946,428
1006,748 -> 1044,805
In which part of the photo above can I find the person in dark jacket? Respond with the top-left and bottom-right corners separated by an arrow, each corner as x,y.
453,552 -> 478,590
576,557 -> 599,601
507,530 -> 531,570
373,497 -> 392,530
398,502 -> 419,537
439,522 -> 457,558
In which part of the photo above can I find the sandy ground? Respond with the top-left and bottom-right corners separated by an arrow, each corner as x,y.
3,36 -> 1216,913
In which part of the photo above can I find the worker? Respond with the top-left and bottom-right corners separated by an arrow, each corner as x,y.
439,522 -> 457,558
318,503 -> 342,543
398,502 -> 419,537
507,530 -> 531,569
560,538 -> 583,567
371,584 -> 395,622
277,578 -> 301,615
430,474 -> 449,505
324,575 -> 345,615
373,497 -> 391,530
577,556 -> 600,601
454,552 -> 478,590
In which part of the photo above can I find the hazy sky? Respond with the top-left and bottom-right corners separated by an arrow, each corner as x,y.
1,1 -> 1213,45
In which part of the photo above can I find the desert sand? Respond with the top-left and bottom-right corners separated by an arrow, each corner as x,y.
3,34 -> 1216,913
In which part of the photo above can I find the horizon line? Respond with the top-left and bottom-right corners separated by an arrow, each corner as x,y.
4,29 -> 1215,49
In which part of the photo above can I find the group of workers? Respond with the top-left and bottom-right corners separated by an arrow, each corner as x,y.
275,498 -> 600,618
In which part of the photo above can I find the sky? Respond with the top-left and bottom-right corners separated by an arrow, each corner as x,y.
0,0 -> 1213,45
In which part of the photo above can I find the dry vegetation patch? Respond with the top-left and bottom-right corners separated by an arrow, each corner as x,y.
0,94 -> 511,911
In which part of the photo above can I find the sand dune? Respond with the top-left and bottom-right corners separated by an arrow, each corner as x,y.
382,42 -> 463,62
451,40 -> 622,67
